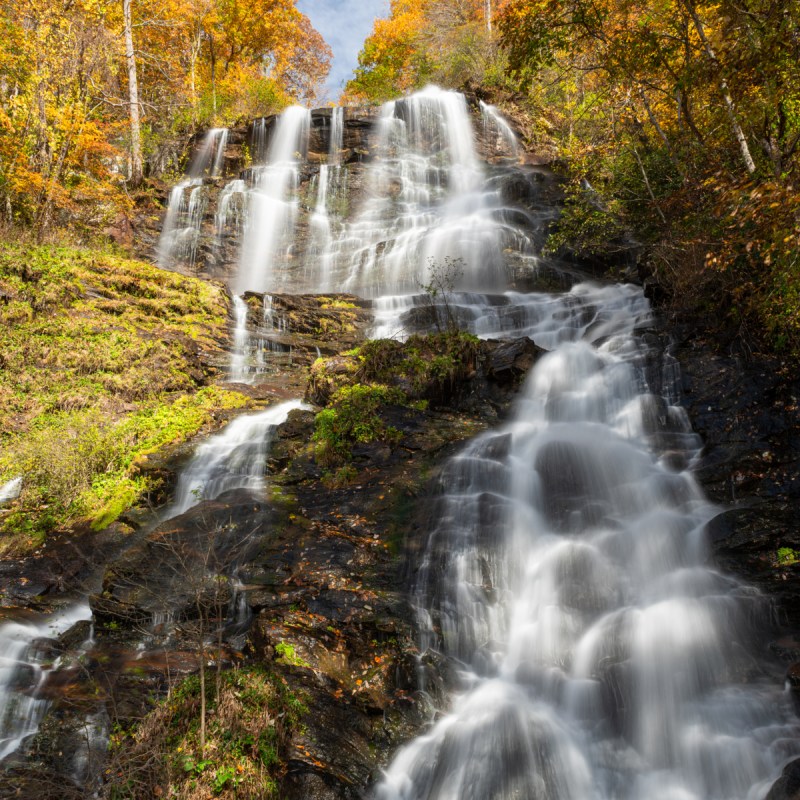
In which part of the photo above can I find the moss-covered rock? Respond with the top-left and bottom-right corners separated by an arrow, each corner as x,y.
307,332 -> 482,408
0,244 -> 247,553
307,332 -> 540,469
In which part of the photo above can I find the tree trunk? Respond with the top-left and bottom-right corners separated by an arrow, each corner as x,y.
123,0 -> 143,186
196,596 -> 207,757
208,33 -> 217,116
684,2 -> 756,174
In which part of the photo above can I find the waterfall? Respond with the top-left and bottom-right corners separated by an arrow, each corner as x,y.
148,88 -> 799,798
236,106 -> 310,293
309,107 -> 347,291
0,604 -> 92,761
370,283 -> 653,345
165,399 -> 309,519
157,127 -> 228,267
187,127 -> 228,179
216,178 -> 247,245
374,302 -> 799,799
229,294 -> 252,383
480,100 -> 520,159
333,87 -> 519,294
0,477 -> 22,506
251,117 -> 268,164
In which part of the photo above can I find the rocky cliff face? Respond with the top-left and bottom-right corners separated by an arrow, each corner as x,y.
135,100 -> 564,293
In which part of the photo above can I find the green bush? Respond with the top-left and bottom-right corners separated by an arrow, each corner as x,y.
313,384 -> 405,466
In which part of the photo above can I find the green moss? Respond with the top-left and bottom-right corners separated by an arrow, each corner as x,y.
308,332 -> 481,468
319,299 -> 357,310
275,641 -> 311,668
0,243 -> 239,552
313,383 -> 405,466
322,464 -> 359,488
777,547 -> 798,566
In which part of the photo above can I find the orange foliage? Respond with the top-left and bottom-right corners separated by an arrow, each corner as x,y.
0,0 -> 331,237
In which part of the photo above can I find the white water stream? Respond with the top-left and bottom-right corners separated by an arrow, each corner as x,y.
166,399 -> 308,519
151,86 -> 800,797
0,604 -> 92,762
157,127 -> 229,268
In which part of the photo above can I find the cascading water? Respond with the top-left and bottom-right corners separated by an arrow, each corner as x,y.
335,87 -> 527,294
480,100 -> 520,159
229,294 -> 253,383
165,399 -> 308,519
158,127 -> 229,267
216,178 -> 247,246
308,107 -> 346,291
0,477 -> 22,506
374,303 -> 799,799
203,87 -> 545,296
0,604 -> 93,761
236,106 -> 310,293
223,105 -> 310,378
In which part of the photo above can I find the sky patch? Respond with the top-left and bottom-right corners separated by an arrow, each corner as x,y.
298,0 -> 389,102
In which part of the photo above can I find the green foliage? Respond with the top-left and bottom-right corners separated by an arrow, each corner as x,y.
544,182 -> 626,259
322,464 -> 359,488
275,641 -> 311,668
309,330 -> 481,467
313,384 -> 405,466
777,547 -> 798,566
108,666 -> 305,800
0,244 -> 245,551
356,331 -> 481,398
1,386 -> 250,543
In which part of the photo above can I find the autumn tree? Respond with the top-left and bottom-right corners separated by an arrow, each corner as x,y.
343,0 -> 512,102
0,0 -> 331,236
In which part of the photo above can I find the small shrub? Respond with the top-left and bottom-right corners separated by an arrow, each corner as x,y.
313,383 -> 404,466
106,666 -> 304,800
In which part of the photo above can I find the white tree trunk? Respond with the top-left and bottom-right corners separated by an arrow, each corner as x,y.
123,0 -> 143,185
686,3 -> 756,174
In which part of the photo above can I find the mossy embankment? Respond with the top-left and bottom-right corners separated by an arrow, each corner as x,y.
0,244 -> 251,555
307,332 -> 487,474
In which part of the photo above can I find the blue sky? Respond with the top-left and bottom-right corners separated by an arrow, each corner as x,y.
297,0 -> 390,101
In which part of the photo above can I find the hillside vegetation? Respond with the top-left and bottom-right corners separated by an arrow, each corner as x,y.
0,245 -> 250,553
346,0 -> 800,358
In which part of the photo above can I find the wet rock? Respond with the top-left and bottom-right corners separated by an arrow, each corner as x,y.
91,489 -> 275,625
766,757 -> 800,800
485,337 -> 541,383
675,333 -> 800,627
771,636 -> 800,662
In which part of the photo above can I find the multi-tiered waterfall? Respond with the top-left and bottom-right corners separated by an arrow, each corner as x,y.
1,88 -> 796,796
151,87 -> 800,798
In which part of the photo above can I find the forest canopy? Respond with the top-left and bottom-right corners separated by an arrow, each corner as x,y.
0,0 -> 330,236
346,0 -> 800,355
